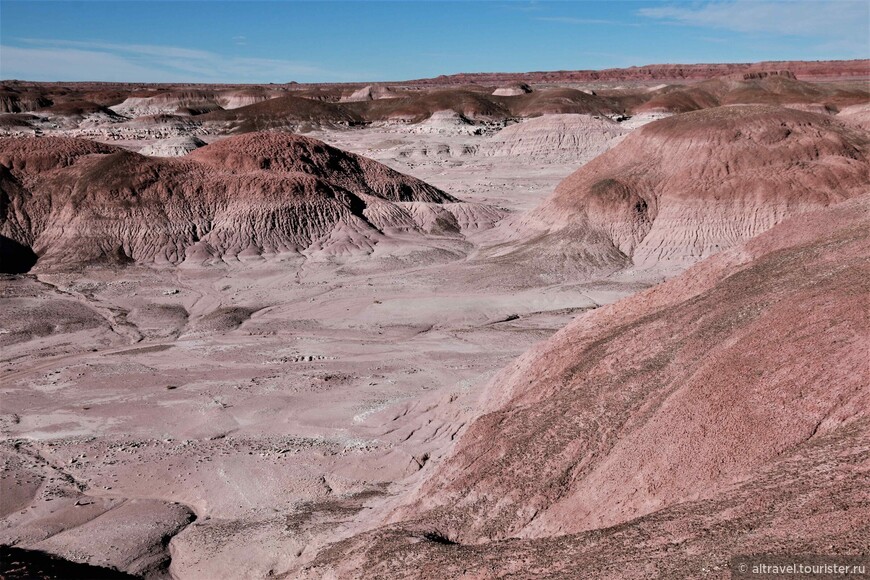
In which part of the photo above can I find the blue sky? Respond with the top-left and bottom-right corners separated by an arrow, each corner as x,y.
1,1 -> 868,83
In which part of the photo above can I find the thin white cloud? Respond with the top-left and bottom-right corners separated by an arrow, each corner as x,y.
537,16 -> 641,27
1,39 -> 366,82
0,45 -> 192,82
638,1 -> 870,39
19,38 -> 216,61
697,36 -> 729,44
501,1 -> 544,13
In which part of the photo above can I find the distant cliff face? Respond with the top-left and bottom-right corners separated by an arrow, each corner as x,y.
405,59 -> 870,84
480,114 -> 627,161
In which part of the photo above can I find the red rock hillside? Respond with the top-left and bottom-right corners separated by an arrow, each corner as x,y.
498,104 -> 868,278
299,194 -> 870,580
0,134 -> 504,270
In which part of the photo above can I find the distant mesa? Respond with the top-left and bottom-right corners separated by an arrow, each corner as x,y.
635,84 -> 720,114
39,100 -> 123,119
346,89 -> 513,123
139,136 -> 207,157
634,73 -> 867,114
0,88 -> 52,114
505,87 -> 615,118
409,110 -> 482,135
109,89 -> 279,118
117,113 -> 203,135
199,95 -> 363,132
340,85 -> 399,102
218,88 -> 280,110
0,133 -> 502,269
492,82 -> 533,97
404,59 -> 870,85
727,69 -> 796,81
481,113 -> 627,162
110,91 -> 223,117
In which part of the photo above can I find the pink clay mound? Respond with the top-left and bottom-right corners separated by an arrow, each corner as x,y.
301,194 -> 870,579
0,133 -> 507,269
490,105 -> 868,280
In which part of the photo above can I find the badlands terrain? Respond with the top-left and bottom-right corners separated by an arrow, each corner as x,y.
1,60 -> 869,579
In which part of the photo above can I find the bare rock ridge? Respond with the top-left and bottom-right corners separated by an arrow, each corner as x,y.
139,135 -> 205,157
636,73 -> 868,114
408,110 -> 481,135
199,96 -> 363,132
109,88 -> 278,117
0,89 -> 52,114
731,69 -> 796,81
0,133 -> 501,270
339,85 -> 399,102
501,87 -> 615,118
494,105 -> 869,276
492,83 -> 533,97
301,194 -> 870,579
480,113 -> 627,162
